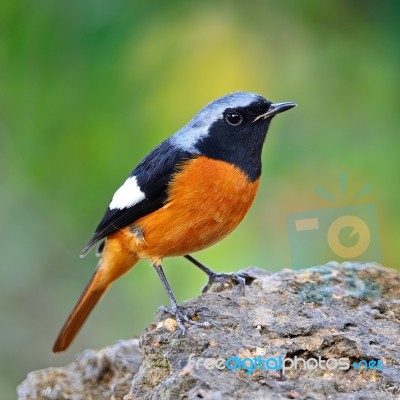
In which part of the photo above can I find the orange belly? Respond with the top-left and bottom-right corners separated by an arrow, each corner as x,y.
110,156 -> 260,260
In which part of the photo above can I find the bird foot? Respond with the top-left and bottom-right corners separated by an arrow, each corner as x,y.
157,304 -> 213,335
202,271 -> 248,294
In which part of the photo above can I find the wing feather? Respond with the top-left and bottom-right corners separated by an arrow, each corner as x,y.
81,140 -> 195,256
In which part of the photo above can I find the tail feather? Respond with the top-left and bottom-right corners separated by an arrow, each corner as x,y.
52,268 -> 109,353
54,235 -> 139,353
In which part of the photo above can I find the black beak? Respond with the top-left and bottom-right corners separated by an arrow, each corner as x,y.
253,101 -> 297,123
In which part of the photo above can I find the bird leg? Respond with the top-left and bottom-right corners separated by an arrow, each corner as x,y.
184,254 -> 247,295
154,262 -> 212,335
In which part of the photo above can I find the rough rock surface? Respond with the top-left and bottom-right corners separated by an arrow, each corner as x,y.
18,262 -> 400,400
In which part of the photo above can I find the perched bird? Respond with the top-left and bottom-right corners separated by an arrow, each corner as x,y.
53,92 -> 296,352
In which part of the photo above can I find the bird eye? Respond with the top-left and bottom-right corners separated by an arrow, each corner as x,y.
225,112 -> 243,126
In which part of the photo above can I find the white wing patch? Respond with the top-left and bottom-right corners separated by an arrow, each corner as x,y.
109,176 -> 145,210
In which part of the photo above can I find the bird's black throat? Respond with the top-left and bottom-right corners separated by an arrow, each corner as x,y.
195,119 -> 271,181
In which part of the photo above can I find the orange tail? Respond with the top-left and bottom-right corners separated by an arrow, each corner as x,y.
53,240 -> 138,353
52,268 -> 110,353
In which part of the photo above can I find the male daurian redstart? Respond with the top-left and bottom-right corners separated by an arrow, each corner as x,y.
53,92 -> 296,352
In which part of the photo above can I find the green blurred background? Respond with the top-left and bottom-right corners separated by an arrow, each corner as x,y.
1,0 -> 399,397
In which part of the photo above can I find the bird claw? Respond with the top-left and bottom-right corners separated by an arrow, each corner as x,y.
157,305 -> 213,335
202,272 -> 248,295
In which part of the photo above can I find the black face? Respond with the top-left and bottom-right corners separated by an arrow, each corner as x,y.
196,98 -> 273,181
223,98 -> 272,128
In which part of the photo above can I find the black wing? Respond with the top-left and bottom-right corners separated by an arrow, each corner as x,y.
81,139 -> 194,256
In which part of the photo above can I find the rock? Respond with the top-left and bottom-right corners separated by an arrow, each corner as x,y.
18,262 -> 400,400
17,340 -> 142,400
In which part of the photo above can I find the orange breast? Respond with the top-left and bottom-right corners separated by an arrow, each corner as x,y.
115,156 -> 260,260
